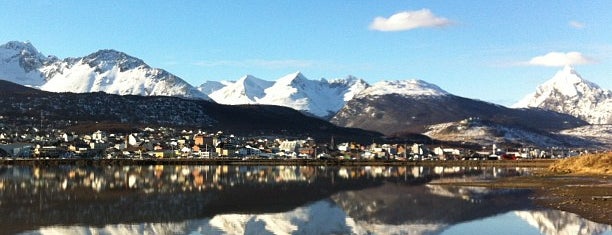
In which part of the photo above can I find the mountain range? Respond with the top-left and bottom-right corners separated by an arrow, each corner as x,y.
199,72 -> 369,118
199,65 -> 610,130
330,80 -> 587,135
0,79 -> 382,143
1,40 -> 611,147
0,41 -> 207,99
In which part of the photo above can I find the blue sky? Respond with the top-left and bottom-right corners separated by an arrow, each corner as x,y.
1,0 -> 610,105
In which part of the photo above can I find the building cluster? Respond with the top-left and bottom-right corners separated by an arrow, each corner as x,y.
0,126 -> 321,159
0,125 -> 584,160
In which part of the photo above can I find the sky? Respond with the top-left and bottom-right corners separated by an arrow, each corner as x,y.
1,0 -> 611,106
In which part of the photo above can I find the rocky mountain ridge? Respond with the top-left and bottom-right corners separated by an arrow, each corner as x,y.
0,41 -> 208,99
514,66 -> 612,124
200,72 -> 370,118
330,90 -> 587,136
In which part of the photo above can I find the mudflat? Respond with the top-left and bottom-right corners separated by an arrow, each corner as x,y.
432,153 -> 612,225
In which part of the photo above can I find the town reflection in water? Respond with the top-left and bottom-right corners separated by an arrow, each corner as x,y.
0,165 -> 609,235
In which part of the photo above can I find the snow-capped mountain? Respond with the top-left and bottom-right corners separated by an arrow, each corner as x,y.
332,79 -> 586,135
0,41 -> 208,99
355,79 -> 448,98
0,41 -> 50,86
199,72 -> 369,118
208,75 -> 274,104
515,210 -> 611,235
26,200 -> 447,235
197,80 -> 234,96
514,66 -> 612,124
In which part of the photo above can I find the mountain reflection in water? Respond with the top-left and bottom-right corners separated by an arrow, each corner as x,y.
0,165 -> 608,235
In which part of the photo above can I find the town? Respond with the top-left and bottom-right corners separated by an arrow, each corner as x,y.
0,123 -> 584,161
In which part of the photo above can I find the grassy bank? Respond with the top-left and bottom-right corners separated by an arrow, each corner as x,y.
548,152 -> 612,175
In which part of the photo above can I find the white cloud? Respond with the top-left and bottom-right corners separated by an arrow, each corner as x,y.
193,59 -> 314,69
569,21 -> 585,29
369,9 -> 452,32
526,52 -> 594,67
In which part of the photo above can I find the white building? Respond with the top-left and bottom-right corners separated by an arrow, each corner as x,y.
279,140 -> 302,153
237,145 -> 262,156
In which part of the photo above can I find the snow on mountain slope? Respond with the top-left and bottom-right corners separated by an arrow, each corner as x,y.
356,79 -> 448,98
423,118 -> 599,148
24,185 -> 609,235
258,72 -> 328,116
208,75 -> 273,104
515,210 -> 611,235
27,199 -> 447,235
0,41 -> 50,86
559,125 -> 612,149
40,50 -> 209,99
329,75 -> 370,102
201,74 -> 449,119
199,72 -> 369,118
197,80 -> 232,95
514,66 -> 612,124
0,41 -> 208,100
259,72 -> 370,117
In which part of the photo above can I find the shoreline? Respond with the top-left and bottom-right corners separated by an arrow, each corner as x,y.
430,173 -> 612,225
1,157 -> 608,225
0,158 -> 555,167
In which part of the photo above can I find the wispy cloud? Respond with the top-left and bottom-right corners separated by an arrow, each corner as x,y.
524,51 -> 594,67
369,9 -> 452,32
569,21 -> 585,29
193,59 -> 315,69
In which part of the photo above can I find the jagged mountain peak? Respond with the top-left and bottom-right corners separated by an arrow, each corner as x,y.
357,79 -> 449,98
79,49 -> 148,72
0,40 -> 208,100
538,65 -> 601,97
238,75 -> 274,94
84,49 -> 141,61
237,74 -> 269,86
276,71 -> 309,85
329,75 -> 366,86
201,72 -> 370,118
209,74 -> 272,104
0,41 -> 42,55
0,41 -> 50,86
514,66 -> 612,124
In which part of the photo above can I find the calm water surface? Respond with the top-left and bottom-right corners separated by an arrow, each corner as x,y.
0,165 -> 609,235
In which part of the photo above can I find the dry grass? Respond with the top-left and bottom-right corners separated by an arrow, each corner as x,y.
548,152 -> 612,175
